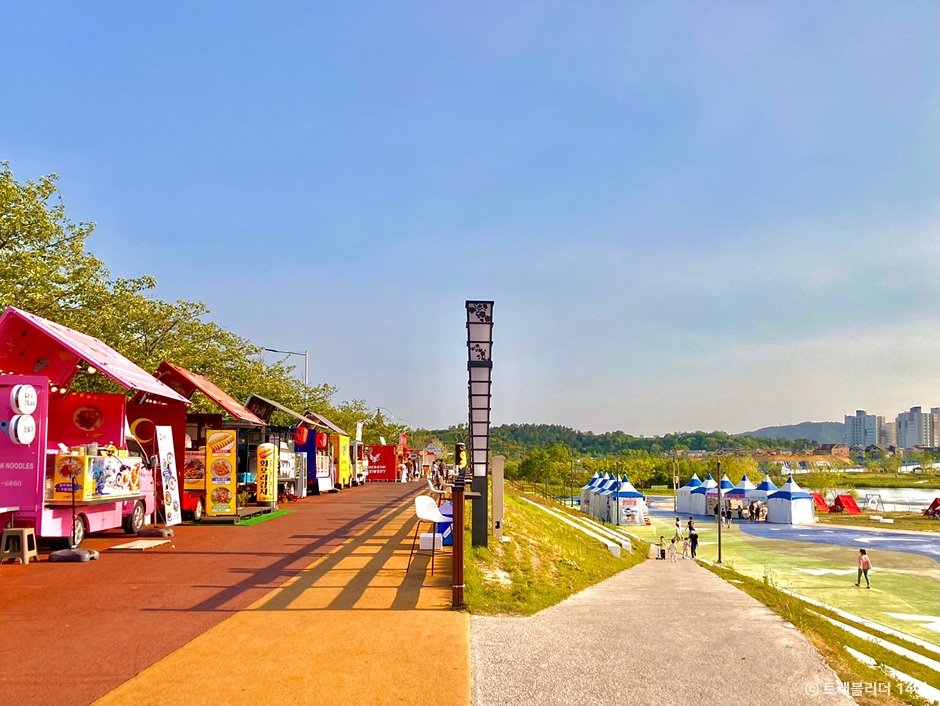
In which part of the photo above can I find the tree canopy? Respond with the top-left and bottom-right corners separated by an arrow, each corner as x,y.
0,163 -> 403,443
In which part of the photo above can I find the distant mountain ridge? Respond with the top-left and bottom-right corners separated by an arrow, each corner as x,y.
738,421 -> 844,445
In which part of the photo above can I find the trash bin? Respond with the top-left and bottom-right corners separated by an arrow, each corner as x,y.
437,501 -> 453,547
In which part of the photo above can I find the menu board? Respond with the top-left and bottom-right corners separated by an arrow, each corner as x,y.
156,426 -> 182,526
205,430 -> 237,516
52,454 -> 142,501
256,443 -> 277,505
183,449 -> 206,491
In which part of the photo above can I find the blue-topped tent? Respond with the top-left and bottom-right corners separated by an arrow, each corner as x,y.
579,472 -> 600,512
690,473 -> 717,515
591,474 -> 619,518
676,473 -> 702,514
726,475 -> 756,498
747,474 -> 778,502
601,476 -> 648,525
767,476 -> 815,524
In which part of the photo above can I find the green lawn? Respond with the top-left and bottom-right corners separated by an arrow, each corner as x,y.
627,515 -> 940,645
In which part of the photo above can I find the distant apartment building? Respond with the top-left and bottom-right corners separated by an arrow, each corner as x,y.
843,410 -> 883,447
880,422 -> 897,447
895,406 -> 939,448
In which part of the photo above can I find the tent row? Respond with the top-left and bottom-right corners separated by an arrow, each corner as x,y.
676,473 -> 816,524
579,473 -> 650,525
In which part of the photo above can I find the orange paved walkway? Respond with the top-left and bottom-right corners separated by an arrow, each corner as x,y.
95,491 -> 469,706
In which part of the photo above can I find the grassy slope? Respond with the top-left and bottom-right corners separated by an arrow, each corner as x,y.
465,488 -> 646,616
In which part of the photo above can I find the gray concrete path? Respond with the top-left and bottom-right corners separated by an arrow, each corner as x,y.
471,559 -> 855,706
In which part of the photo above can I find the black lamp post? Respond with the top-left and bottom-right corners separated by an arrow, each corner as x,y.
716,460 -> 723,564
466,300 -> 494,548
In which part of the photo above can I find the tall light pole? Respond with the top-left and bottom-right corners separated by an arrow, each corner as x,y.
264,347 -> 308,388
716,460 -> 723,564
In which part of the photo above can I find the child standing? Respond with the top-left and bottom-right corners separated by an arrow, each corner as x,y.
658,536 -> 667,560
682,536 -> 690,560
667,538 -> 678,563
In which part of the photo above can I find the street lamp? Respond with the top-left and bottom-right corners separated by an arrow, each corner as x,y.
716,460 -> 723,564
466,300 -> 494,548
264,347 -> 309,388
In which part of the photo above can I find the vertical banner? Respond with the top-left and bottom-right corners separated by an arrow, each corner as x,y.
256,443 -> 277,505
205,430 -> 237,516
156,426 -> 182,526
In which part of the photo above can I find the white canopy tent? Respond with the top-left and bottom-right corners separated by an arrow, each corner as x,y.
767,475 -> 816,524
746,474 -> 778,502
601,476 -> 648,525
704,474 -> 736,513
579,472 -> 600,513
676,473 -> 702,515
591,474 -> 617,519
689,474 -> 717,516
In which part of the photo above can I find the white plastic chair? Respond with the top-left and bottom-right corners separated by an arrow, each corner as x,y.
407,495 -> 450,576
426,477 -> 447,505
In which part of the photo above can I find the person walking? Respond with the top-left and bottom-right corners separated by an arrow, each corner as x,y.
658,536 -> 667,561
855,549 -> 872,588
687,517 -> 695,535
681,536 -> 690,560
667,538 -> 678,564
674,517 -> 683,542
689,530 -> 699,559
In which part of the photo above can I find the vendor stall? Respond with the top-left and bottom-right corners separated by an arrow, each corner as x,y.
767,475 -> 816,524
591,474 -> 617,519
579,472 -> 600,513
128,361 -> 266,521
243,395 -> 322,498
601,476 -> 648,525
747,474 -> 778,502
725,475 -> 756,518
704,474 -> 736,515
363,444 -> 400,482
676,473 -> 702,515
689,473 -> 717,516
0,307 -> 190,546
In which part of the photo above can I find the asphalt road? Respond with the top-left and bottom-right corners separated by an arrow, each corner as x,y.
737,523 -> 940,563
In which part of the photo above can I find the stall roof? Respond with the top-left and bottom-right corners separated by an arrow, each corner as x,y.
152,362 -> 266,425
244,394 -> 321,428
303,411 -> 348,437
0,306 -> 189,404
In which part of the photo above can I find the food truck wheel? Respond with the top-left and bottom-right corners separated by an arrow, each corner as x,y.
70,515 -> 87,548
192,498 -> 204,522
123,501 -> 146,534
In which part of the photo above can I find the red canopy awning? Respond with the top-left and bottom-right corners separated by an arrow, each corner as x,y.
0,307 -> 190,404
153,361 -> 265,426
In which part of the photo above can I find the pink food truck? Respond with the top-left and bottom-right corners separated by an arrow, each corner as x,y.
0,307 -> 190,547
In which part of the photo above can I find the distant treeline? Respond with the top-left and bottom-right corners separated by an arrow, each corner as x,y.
424,423 -> 815,461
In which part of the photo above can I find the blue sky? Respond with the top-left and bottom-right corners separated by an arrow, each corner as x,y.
2,2 -> 938,435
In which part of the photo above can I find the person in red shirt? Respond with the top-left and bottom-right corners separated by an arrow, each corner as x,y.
855,549 -> 872,588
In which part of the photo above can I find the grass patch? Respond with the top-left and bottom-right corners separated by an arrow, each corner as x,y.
700,562 -> 937,706
237,509 -> 294,526
817,512 -> 939,533
465,487 -> 646,615
797,472 -> 940,491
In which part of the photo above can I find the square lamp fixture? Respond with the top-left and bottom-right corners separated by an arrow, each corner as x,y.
466,301 -> 494,478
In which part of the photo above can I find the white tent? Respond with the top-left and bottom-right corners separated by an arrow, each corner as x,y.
601,476 -> 648,525
579,472 -> 600,513
704,474 -> 736,513
766,475 -> 816,524
591,474 -> 617,518
676,473 -> 702,515
689,473 -> 717,516
746,474 -> 778,502
726,474 -> 756,499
